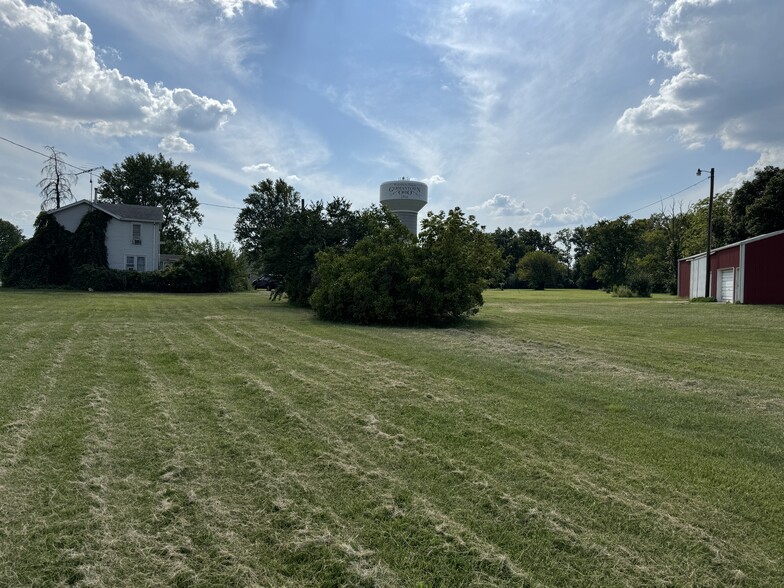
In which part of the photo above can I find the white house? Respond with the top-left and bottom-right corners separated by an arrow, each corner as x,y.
50,200 -> 163,271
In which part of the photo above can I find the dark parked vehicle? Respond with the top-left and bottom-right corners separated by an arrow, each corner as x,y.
252,274 -> 281,290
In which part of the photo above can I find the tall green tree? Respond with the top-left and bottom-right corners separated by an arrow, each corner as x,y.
580,216 -> 644,290
0,219 -> 24,265
234,178 -> 301,269
729,166 -> 784,240
258,198 -> 374,305
516,250 -> 564,290
681,191 -> 733,257
38,146 -> 76,210
491,227 -> 558,288
98,153 -> 202,254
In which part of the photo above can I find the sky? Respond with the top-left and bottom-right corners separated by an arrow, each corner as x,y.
2,0 -> 783,243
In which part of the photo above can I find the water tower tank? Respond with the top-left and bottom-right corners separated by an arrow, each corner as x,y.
379,179 -> 428,234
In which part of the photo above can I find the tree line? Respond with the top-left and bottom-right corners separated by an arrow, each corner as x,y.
489,166 -> 784,295
4,147 -> 782,310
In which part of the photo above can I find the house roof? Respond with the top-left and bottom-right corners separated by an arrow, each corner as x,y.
52,199 -> 163,223
93,201 -> 163,223
679,228 -> 784,262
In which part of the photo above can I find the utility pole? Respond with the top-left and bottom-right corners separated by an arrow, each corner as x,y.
697,167 -> 715,298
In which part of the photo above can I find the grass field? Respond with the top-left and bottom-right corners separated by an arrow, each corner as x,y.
1,289 -> 782,587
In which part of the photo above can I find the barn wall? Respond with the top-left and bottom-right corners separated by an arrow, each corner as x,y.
744,232 -> 784,304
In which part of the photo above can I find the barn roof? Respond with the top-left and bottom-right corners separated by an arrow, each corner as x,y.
679,228 -> 784,262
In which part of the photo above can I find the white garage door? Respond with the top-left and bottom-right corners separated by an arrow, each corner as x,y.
719,268 -> 734,303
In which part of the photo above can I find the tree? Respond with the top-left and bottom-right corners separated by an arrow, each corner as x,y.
554,227 -> 573,269
98,153 -> 202,254
581,216 -> 644,290
681,191 -> 733,257
258,198 -> 374,305
516,251 -> 564,290
38,146 -> 76,210
730,166 -> 784,240
491,227 -> 559,288
0,219 -> 24,265
234,178 -> 301,270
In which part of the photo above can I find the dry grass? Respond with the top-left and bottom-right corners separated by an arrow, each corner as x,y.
0,289 -> 782,587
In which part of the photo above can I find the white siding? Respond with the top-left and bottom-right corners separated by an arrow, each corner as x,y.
690,256 -> 707,298
50,202 -> 93,232
105,219 -> 159,272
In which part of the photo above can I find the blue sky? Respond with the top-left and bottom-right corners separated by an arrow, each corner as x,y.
2,0 -> 782,243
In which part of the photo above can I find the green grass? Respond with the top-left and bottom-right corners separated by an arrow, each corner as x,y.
1,288 -> 782,587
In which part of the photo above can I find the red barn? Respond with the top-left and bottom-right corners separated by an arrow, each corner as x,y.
677,229 -> 784,304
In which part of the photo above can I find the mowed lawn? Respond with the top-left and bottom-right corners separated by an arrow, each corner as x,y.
1,289 -> 782,587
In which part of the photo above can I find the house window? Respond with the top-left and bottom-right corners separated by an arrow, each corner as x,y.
126,256 -> 146,271
132,224 -> 142,245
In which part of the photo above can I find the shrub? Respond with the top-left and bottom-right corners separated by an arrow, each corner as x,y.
168,237 -> 248,293
311,208 -> 504,325
70,264 -> 125,291
627,271 -> 652,298
690,296 -> 717,303
611,285 -> 635,298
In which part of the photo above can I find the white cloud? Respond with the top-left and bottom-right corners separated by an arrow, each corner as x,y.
726,148 -> 784,190
422,175 -> 446,186
340,97 -> 444,176
528,196 -> 598,227
212,0 -> 277,18
241,162 -> 278,174
617,0 -> 784,154
159,133 -> 196,153
470,194 -> 529,217
0,1 -> 236,139
286,174 -> 301,183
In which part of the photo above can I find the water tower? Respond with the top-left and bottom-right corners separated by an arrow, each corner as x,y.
379,178 -> 428,235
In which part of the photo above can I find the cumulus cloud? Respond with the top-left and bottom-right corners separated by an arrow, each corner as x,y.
617,0 -> 784,154
726,148 -> 784,190
286,174 -> 301,183
159,133 -> 195,153
241,162 -> 278,174
0,1 -> 236,139
422,175 -> 446,186
212,0 -> 277,18
470,194 -> 529,217
529,197 -> 598,227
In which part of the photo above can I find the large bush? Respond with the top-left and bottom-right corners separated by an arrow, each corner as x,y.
170,237 -> 248,293
311,208 -> 503,325
2,213 -> 72,287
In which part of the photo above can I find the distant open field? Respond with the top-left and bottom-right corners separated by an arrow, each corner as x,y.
1,289 -> 782,587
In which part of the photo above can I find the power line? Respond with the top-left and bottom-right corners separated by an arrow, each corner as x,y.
620,177 -> 709,217
0,134 -> 93,173
200,202 -> 243,210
